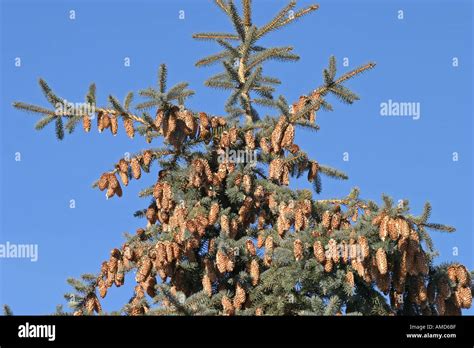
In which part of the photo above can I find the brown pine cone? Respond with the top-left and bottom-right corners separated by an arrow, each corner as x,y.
110,115 -> 118,135
280,123 -> 295,148
293,239 -> 304,261
375,248 -> 388,275
250,259 -> 260,286
82,115 -> 91,132
313,240 -> 325,263
322,210 -> 332,229
379,215 -> 390,241
131,157 -> 141,179
222,295 -> 235,316
123,117 -> 134,138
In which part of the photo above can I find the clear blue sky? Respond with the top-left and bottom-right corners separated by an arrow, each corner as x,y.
0,0 -> 472,314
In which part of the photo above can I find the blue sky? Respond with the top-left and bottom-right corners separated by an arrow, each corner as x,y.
0,0 -> 472,314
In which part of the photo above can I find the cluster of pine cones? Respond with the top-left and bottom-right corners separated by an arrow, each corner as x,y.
83,109 -> 135,138
78,101 -> 471,316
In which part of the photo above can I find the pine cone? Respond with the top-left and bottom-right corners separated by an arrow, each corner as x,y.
399,218 -> 410,238
294,209 -> 304,232
216,250 -> 228,273
208,202 -> 220,225
321,210 -> 332,229
260,137 -> 271,154
324,259 -> 333,273
202,274 -> 212,297
357,236 -> 370,260
330,212 -> 341,230
294,239 -> 304,261
250,259 -> 259,286
458,286 -> 472,308
143,150 -> 153,166
375,248 -> 388,275
222,295 -> 235,316
123,117 -> 134,138
379,215 -> 389,241
455,265 -> 470,287
98,173 -> 109,191
233,283 -> 246,310
242,174 -> 252,194
131,157 -> 141,179
136,258 -> 152,283
346,271 -> 355,288
307,161 -> 319,182
447,266 -> 457,283
244,130 -> 255,150
82,115 -> 91,132
280,123 -> 295,148
313,240 -> 325,263
220,215 -> 230,235
110,115 -> 118,135
255,308 -> 263,316
246,239 -> 256,256
271,116 -> 286,153
98,278 -> 108,298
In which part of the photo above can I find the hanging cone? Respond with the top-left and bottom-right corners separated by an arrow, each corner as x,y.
220,215 -> 230,235
399,218 -> 410,238
271,116 -> 286,153
294,209 -> 304,232
313,240 -> 325,263
202,274 -> 212,297
357,236 -> 370,260
455,265 -> 470,287
98,278 -> 108,298
307,161 -> 319,182
259,137 -> 271,154
294,239 -> 304,261
324,259 -> 333,272
143,150 -> 153,166
330,212 -> 341,230
131,157 -> 141,179
123,117 -> 134,138
110,115 -> 118,135
379,215 -> 389,241
244,130 -> 255,150
98,173 -> 109,191
242,174 -> 252,194
447,266 -> 457,283
222,296 -> 235,316
322,210 -> 332,229
458,286 -> 472,308
246,239 -> 256,256
255,308 -> 263,316
375,248 -> 388,275
135,258 -> 152,283
280,123 -> 295,148
82,115 -> 91,132
233,283 -> 246,310
216,250 -> 228,273
250,259 -> 260,286
257,234 -> 265,248
208,202 -> 220,225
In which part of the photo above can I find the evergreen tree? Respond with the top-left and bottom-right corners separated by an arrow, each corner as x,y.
12,0 -> 472,316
